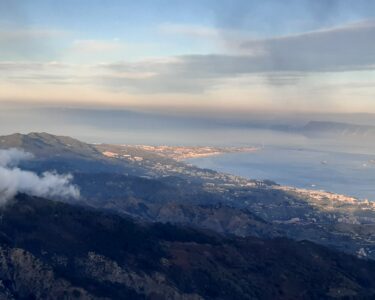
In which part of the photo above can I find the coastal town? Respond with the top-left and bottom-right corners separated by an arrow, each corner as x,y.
97,142 -> 375,259
103,145 -> 258,160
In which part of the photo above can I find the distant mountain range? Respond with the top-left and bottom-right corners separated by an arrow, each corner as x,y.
1,132 -> 375,298
263,120 -> 375,139
301,121 -> 375,138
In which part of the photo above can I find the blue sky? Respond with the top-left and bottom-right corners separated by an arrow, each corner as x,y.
1,0 -> 375,113
3,0 -> 375,58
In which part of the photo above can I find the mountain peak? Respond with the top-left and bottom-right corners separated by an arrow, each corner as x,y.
0,132 -> 99,158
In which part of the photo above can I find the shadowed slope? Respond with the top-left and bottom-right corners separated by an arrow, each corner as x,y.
0,195 -> 374,299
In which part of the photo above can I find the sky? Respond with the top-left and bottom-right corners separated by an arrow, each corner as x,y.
1,0 -> 375,114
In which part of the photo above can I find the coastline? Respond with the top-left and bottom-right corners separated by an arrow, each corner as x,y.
185,148 -> 375,202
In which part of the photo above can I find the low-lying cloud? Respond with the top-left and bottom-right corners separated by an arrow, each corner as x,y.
0,148 -> 80,204
0,148 -> 33,167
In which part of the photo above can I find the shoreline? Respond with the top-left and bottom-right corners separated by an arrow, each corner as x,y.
185,149 -> 375,203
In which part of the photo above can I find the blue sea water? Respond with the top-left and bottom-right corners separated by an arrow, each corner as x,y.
187,146 -> 375,201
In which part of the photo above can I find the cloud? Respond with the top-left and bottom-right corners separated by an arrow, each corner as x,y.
0,148 -> 33,168
212,0 -> 375,32
0,61 -> 89,86
157,23 -> 256,53
0,148 -> 80,204
1,20 -> 375,96
108,21 -> 375,93
241,20 -> 375,72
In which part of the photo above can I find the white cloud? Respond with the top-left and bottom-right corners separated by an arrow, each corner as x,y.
0,148 -> 33,167
0,148 -> 80,204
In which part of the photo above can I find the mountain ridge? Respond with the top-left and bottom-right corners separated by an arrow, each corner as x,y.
302,121 -> 375,136
0,194 -> 375,299
0,132 -> 100,158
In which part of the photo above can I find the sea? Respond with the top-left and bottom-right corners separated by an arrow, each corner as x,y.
187,145 -> 375,201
